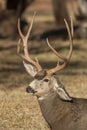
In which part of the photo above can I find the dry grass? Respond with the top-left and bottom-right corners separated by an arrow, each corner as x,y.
0,88 -> 50,130
0,38 -> 87,130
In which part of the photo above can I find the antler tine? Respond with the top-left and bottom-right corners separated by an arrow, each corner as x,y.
18,12 -> 36,56
70,16 -> 74,37
46,38 -> 67,62
18,12 -> 36,41
64,18 -> 73,65
46,18 -> 73,75
26,11 -> 36,40
17,12 -> 42,72
18,18 -> 24,40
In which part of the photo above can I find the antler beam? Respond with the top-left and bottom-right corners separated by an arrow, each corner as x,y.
46,18 -> 73,75
17,12 -> 42,72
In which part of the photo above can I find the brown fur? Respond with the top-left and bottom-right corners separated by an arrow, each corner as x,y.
39,92 -> 87,130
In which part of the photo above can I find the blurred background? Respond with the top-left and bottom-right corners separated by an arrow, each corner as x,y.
0,0 -> 87,130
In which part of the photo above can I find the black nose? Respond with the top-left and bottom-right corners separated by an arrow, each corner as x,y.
26,86 -> 35,93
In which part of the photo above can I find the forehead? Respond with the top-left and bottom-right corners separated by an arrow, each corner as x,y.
29,79 -> 39,85
30,75 -> 57,84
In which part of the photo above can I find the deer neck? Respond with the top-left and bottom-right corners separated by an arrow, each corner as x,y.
38,90 -> 73,117
38,92 -> 72,127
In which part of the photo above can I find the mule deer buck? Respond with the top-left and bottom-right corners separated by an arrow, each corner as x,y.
17,13 -> 87,130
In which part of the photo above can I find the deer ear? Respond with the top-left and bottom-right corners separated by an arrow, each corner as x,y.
23,61 -> 38,77
53,78 -> 72,101
56,87 -> 72,101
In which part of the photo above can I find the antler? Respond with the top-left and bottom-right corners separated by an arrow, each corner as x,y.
17,12 -> 42,72
46,18 -> 73,75
17,12 -> 73,77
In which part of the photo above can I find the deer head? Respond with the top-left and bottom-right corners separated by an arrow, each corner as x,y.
17,12 -> 73,101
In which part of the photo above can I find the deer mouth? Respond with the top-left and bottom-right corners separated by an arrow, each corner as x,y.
26,86 -> 36,94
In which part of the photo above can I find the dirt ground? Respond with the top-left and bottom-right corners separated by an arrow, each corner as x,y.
0,0 -> 87,130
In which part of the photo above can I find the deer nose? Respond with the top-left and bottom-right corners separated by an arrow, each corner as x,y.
26,86 -> 35,94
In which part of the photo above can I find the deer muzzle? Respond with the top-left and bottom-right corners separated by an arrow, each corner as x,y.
26,86 -> 36,94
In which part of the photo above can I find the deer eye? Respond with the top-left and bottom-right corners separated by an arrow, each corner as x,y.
43,79 -> 49,82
